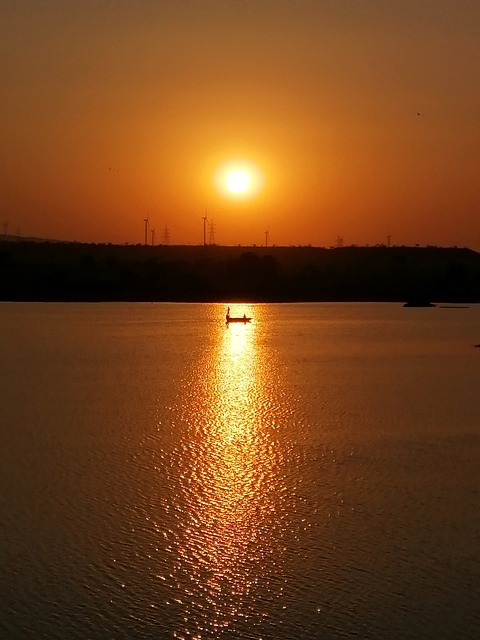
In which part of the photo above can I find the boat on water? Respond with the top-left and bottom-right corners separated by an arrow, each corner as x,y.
225,307 -> 251,323
403,300 -> 436,307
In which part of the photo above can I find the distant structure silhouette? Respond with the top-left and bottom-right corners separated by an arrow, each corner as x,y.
2,221 -> 8,237
265,228 -> 270,247
202,212 -> 208,246
335,235 -> 343,248
162,225 -> 170,245
208,219 -> 216,245
387,235 -> 392,247
143,217 -> 149,245
151,228 -> 156,246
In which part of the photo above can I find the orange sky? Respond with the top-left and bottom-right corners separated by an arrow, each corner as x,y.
2,1 -> 480,248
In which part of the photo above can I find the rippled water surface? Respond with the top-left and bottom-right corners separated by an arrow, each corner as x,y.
1,302 -> 479,639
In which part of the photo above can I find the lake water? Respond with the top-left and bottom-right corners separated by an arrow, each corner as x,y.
1,302 -> 479,639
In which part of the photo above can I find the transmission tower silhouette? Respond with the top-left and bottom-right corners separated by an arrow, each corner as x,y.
208,219 -> 216,245
162,225 -> 170,245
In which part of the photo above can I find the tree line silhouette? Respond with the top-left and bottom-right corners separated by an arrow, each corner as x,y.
0,241 -> 479,302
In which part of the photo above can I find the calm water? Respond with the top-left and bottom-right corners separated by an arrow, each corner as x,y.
1,303 -> 479,639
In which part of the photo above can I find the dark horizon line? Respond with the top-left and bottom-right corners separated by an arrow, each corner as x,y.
0,235 -> 474,253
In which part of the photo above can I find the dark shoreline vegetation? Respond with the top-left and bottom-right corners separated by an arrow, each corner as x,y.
1,240 -> 479,303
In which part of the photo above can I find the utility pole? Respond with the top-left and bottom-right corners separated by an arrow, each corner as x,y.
265,229 -> 269,247
387,235 -> 392,247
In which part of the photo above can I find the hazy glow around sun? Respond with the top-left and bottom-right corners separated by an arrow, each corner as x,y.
215,160 -> 263,199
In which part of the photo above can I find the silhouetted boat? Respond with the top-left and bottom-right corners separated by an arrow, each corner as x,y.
226,316 -> 251,323
403,300 -> 436,307
225,306 -> 251,323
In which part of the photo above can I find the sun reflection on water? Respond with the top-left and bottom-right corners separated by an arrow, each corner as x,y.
166,306 -> 291,638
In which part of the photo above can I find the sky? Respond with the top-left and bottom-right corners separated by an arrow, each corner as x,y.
1,0 -> 480,248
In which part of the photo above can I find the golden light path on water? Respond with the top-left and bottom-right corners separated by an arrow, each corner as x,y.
164,306 -> 295,639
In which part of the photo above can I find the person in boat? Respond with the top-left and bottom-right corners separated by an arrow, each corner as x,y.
226,307 -> 230,322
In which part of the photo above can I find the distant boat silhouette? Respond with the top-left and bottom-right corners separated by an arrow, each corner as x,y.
225,307 -> 251,323
403,300 -> 436,307
226,316 -> 251,323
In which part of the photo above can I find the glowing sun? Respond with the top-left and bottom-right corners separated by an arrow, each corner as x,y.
225,168 -> 251,194
215,160 -> 263,199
